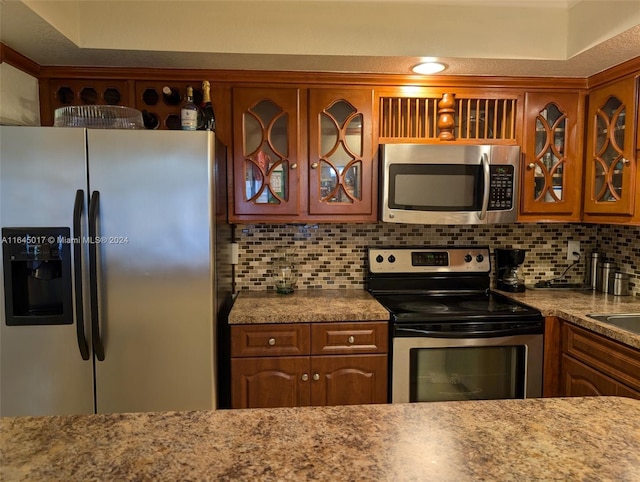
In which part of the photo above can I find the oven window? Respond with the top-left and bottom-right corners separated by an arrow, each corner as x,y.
389,164 -> 483,211
409,346 -> 525,402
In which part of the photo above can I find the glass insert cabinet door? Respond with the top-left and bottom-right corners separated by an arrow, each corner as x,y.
232,88 -> 300,216
521,92 -> 582,219
584,78 -> 637,216
308,89 -> 374,216
533,103 -> 567,203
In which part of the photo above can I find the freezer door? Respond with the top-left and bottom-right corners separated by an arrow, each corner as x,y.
87,130 -> 216,413
0,126 -> 94,416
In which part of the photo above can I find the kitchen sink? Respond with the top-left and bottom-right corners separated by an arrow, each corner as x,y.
587,313 -> 640,335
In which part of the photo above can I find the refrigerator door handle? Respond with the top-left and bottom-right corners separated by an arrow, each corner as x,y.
73,189 -> 90,360
88,190 -> 105,361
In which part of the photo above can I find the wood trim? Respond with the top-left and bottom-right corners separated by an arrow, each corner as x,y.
0,43 -> 40,76
36,64 -> 589,90
587,56 -> 640,90
543,316 -> 562,397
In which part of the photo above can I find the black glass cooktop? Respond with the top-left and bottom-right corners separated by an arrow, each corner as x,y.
374,291 -> 542,322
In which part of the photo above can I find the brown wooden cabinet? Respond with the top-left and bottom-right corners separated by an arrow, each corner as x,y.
520,92 -> 585,222
583,76 -> 639,222
230,86 -> 376,223
230,322 -> 388,409
561,322 -> 640,399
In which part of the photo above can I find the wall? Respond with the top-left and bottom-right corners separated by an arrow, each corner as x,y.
234,222 -> 639,297
0,63 -> 40,126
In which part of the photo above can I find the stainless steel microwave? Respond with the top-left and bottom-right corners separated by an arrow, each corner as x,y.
380,144 -> 521,225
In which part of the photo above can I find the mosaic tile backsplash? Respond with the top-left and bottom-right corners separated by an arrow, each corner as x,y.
235,223 -> 640,297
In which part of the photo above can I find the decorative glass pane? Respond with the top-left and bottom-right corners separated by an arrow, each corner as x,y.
327,101 -> 355,126
344,162 -> 361,200
316,99 -> 363,205
254,100 -> 281,126
320,161 -> 338,201
271,115 -> 289,157
243,114 -> 262,154
534,103 -> 567,204
613,107 -> 626,151
345,115 -> 363,156
245,161 -> 264,202
320,113 -> 339,154
243,99 -> 290,205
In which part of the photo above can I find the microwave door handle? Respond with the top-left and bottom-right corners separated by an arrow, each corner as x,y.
478,153 -> 490,221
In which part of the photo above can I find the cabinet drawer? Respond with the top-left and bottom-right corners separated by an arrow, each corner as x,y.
311,322 -> 388,355
562,323 -> 640,392
231,324 -> 310,357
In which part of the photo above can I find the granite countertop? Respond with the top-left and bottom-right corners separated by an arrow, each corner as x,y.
2,396 -> 639,481
498,289 -> 640,349
228,289 -> 390,324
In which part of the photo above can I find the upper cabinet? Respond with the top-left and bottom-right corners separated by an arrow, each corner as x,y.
232,87 -> 301,217
230,86 -> 376,223
308,89 -> 374,217
519,92 -> 585,222
583,76 -> 638,222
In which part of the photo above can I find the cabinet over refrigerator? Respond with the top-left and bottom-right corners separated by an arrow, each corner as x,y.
0,127 -> 231,416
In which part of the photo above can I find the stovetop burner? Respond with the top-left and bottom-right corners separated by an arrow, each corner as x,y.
395,301 -> 450,313
374,291 -> 540,322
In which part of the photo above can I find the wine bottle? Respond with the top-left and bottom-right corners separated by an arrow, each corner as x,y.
181,86 -> 198,131
141,110 -> 159,130
162,86 -> 181,105
198,80 -> 216,131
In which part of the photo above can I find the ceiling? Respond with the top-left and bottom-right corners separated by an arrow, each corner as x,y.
1,0 -> 640,77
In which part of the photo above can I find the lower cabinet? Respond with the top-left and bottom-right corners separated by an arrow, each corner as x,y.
561,322 -> 640,399
230,322 -> 388,409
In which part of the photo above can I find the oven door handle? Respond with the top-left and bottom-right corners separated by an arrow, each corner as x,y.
477,152 -> 490,221
395,326 -> 541,338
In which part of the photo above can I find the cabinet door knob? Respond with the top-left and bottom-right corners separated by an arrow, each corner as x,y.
301,373 -> 309,381
347,335 -> 355,344
313,373 -> 320,381
311,162 -> 319,169
622,158 -> 630,165
268,337 -> 276,346
527,163 -> 536,170
290,163 -> 297,170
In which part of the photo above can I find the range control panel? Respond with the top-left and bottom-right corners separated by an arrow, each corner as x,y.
368,246 -> 491,274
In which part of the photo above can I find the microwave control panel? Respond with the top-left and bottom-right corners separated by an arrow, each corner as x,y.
488,165 -> 514,210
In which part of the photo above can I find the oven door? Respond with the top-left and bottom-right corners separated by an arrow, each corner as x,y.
392,333 -> 543,403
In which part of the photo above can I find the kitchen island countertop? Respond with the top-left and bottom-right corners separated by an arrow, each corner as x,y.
2,396 -> 639,481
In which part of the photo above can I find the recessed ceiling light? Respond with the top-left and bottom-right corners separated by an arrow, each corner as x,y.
412,62 -> 447,75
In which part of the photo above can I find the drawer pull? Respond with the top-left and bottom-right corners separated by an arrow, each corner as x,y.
268,338 -> 276,346
348,335 -> 355,344
301,373 -> 309,381
313,373 -> 320,381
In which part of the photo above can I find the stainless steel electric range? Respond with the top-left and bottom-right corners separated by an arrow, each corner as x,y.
367,246 -> 543,403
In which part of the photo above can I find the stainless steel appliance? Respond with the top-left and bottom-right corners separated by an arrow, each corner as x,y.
1,126 -> 231,416
495,248 -> 527,293
367,246 -> 543,403
379,144 -> 520,225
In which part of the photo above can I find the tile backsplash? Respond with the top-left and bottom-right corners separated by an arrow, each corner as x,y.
235,222 -> 639,297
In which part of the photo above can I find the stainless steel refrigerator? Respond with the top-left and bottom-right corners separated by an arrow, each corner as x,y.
0,126 -> 231,416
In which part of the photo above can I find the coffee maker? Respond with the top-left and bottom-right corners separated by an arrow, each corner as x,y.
495,248 -> 527,292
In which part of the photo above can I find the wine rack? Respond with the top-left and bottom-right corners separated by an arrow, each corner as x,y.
135,81 -> 203,130
48,79 -> 130,112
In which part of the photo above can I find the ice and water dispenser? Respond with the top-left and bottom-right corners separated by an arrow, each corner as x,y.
2,227 -> 73,325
